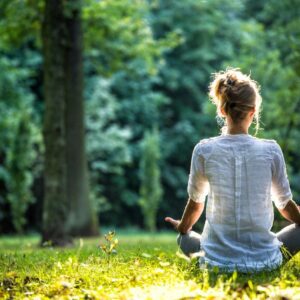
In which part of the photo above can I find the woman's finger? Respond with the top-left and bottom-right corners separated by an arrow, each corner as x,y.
165,216 -> 175,223
165,217 -> 180,227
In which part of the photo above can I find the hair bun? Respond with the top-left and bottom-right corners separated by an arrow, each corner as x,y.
215,75 -> 237,101
225,73 -> 238,88
226,78 -> 234,86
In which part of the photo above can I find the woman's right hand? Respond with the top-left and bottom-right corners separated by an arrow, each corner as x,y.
165,217 -> 180,231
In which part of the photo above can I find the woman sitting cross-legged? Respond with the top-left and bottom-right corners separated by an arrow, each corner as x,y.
165,68 -> 300,273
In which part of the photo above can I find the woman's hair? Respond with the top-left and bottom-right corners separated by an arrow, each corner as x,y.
208,68 -> 262,135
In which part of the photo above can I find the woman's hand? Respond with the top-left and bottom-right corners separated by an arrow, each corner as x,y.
278,200 -> 300,225
165,199 -> 204,234
165,217 -> 192,233
165,217 -> 180,231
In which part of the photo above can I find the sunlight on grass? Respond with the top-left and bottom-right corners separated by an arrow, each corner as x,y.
0,232 -> 299,299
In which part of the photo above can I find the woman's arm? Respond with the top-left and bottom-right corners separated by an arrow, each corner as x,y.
165,143 -> 208,233
278,199 -> 300,225
165,198 -> 205,234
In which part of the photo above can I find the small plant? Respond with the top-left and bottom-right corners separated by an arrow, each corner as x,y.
99,231 -> 118,255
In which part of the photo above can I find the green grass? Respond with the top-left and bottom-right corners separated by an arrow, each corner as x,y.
0,231 -> 299,299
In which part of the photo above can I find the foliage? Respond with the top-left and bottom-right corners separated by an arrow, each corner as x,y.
0,233 -> 299,299
0,0 -> 43,48
105,62 -> 169,227
0,51 -> 41,233
0,0 -> 44,233
85,77 -> 132,214
0,0 -> 176,232
82,0 -> 176,227
82,0 -> 180,76
139,129 -> 162,231
0,0 -> 299,232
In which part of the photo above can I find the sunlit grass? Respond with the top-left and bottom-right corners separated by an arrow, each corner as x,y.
0,231 -> 299,299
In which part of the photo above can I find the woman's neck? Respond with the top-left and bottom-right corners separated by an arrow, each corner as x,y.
226,118 -> 250,135
227,128 -> 248,135
227,124 -> 249,135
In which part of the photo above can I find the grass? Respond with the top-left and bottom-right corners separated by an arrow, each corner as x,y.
0,230 -> 299,299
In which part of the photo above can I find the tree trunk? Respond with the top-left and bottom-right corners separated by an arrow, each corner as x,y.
42,0 -> 71,246
64,1 -> 98,236
42,0 -> 98,245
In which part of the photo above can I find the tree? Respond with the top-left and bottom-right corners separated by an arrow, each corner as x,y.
63,0 -> 98,237
139,128 -> 162,231
42,0 -> 70,245
42,0 -> 98,245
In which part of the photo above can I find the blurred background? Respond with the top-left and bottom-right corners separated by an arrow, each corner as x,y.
0,0 -> 299,238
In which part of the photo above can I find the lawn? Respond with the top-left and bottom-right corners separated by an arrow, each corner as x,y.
0,230 -> 299,299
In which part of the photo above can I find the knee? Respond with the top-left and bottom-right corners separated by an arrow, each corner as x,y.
177,233 -> 182,246
177,231 -> 192,246
177,232 -> 187,246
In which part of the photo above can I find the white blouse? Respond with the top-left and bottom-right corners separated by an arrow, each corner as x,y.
187,133 -> 293,272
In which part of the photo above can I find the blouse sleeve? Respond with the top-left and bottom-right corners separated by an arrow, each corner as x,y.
187,143 -> 209,203
271,142 -> 293,209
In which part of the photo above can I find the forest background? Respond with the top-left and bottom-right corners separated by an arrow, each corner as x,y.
0,0 -> 299,238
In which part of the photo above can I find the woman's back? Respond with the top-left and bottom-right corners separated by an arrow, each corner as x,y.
190,134 -> 292,272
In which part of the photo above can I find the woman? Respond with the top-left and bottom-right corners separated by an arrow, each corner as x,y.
165,68 -> 300,272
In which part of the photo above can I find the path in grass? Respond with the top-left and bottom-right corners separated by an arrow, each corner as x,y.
0,231 -> 299,299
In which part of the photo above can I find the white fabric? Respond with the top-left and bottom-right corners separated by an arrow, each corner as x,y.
187,133 -> 293,272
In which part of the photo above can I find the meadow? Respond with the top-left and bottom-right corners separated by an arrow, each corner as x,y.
0,230 -> 299,299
